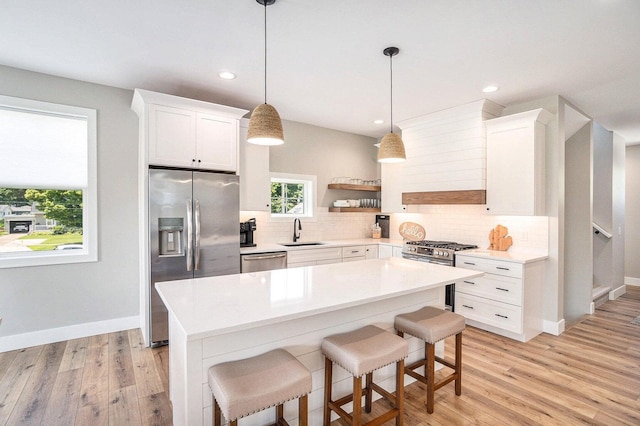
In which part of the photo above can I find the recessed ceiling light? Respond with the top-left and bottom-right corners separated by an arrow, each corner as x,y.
373,119 -> 385,124
482,85 -> 499,93
218,71 -> 237,80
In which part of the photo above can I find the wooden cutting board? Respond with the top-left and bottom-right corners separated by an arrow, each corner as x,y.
489,224 -> 513,251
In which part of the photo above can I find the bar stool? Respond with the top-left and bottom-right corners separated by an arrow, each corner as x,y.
395,306 -> 465,414
321,325 -> 409,425
208,348 -> 312,426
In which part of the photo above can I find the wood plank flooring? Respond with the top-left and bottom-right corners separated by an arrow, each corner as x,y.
0,286 -> 638,425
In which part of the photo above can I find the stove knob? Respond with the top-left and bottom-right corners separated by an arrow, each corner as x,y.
443,252 -> 449,257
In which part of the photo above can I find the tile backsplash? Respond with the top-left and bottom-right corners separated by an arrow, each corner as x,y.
241,205 -> 549,253
240,209 -> 378,245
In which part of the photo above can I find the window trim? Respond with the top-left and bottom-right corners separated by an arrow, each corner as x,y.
269,172 -> 317,222
0,95 -> 97,268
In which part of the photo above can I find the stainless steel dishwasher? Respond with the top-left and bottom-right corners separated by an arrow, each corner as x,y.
240,252 -> 287,273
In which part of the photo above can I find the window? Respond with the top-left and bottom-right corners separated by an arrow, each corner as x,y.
0,95 -> 97,268
270,173 -> 316,220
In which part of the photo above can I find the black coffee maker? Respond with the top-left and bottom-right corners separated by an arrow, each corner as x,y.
240,218 -> 257,247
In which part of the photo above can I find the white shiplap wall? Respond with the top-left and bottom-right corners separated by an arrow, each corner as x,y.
397,99 -> 504,192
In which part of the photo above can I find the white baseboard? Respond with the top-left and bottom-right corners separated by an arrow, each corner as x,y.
610,285 -> 626,300
0,316 -> 140,353
625,276 -> 640,286
543,318 -> 565,336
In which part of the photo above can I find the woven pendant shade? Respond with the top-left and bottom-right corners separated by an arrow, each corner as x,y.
247,103 -> 284,146
378,132 -> 406,163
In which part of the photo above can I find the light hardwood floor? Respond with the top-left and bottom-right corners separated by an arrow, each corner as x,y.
1,286 -> 638,425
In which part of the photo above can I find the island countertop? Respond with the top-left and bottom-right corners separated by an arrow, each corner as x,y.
155,257 -> 483,341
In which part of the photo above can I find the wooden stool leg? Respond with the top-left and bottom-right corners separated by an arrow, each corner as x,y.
213,399 -> 222,426
426,342 -> 435,414
455,332 -> 462,396
299,394 -> 308,426
396,359 -> 405,426
230,420 -> 237,426
276,403 -> 284,423
353,375 -> 363,425
365,372 -> 373,413
323,358 -> 333,426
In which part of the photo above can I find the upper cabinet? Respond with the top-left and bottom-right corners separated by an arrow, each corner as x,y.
132,89 -> 248,172
239,119 -> 271,211
485,109 -> 553,216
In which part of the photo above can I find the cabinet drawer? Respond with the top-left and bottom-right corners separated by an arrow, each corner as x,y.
342,245 -> 366,258
456,293 -> 523,334
287,247 -> 343,264
456,255 -> 523,278
457,274 -> 523,306
342,256 -> 366,262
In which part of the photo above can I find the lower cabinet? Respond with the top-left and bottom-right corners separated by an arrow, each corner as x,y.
342,245 -> 366,262
287,247 -> 343,268
378,244 -> 403,259
455,254 -> 545,342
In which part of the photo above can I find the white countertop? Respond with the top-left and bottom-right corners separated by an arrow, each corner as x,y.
240,238 -> 404,255
456,249 -> 548,264
155,257 -> 482,341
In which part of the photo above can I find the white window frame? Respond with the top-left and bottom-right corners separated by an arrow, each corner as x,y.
0,95 -> 97,268
269,172 -> 317,222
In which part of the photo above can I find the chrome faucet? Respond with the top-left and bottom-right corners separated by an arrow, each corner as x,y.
293,217 -> 302,242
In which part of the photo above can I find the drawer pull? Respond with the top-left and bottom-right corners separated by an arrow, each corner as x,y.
496,287 -> 509,292
495,313 -> 509,319
463,262 -> 476,266
496,266 -> 510,271
462,304 -> 474,310
351,250 -> 359,253
463,280 -> 475,285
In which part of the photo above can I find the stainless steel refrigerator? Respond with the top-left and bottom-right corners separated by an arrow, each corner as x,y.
149,168 -> 240,346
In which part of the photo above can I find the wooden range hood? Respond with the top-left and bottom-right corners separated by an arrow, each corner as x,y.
402,190 -> 486,205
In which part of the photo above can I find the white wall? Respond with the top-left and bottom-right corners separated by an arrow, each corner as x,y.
625,144 -> 640,282
243,119 -> 380,244
0,65 -> 140,351
592,123 -> 613,289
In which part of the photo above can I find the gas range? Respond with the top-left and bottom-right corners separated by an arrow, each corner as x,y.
402,240 -> 478,266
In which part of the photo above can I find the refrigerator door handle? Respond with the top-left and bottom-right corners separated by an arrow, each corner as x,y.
194,199 -> 201,270
186,199 -> 193,271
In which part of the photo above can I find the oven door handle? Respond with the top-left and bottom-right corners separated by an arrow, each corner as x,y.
402,253 -> 452,266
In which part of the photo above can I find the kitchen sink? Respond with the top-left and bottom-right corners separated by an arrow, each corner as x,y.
278,242 -> 326,247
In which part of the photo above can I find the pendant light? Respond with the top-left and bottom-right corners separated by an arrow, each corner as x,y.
247,0 -> 284,145
377,47 -> 406,163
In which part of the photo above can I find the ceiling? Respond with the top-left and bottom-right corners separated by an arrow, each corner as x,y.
2,0 -> 640,143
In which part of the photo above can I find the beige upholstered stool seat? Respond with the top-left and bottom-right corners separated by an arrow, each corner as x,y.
208,348 -> 312,424
395,306 -> 465,414
321,325 -> 409,377
321,325 -> 408,425
395,306 -> 465,343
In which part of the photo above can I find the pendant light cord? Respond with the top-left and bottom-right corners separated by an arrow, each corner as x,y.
389,53 -> 394,134
263,1 -> 268,105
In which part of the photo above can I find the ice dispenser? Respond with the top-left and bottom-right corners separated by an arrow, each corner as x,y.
158,217 -> 184,256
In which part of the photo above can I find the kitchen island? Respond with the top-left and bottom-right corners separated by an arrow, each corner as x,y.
156,257 -> 483,425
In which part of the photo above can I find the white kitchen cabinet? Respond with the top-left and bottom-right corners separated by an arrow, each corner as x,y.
485,108 -> 553,216
342,245 -> 366,262
239,119 -> 271,211
132,89 -> 247,172
455,253 -> 545,342
365,245 -> 378,259
378,244 -> 393,258
378,244 -> 403,258
287,247 -> 343,268
381,163 -> 408,213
